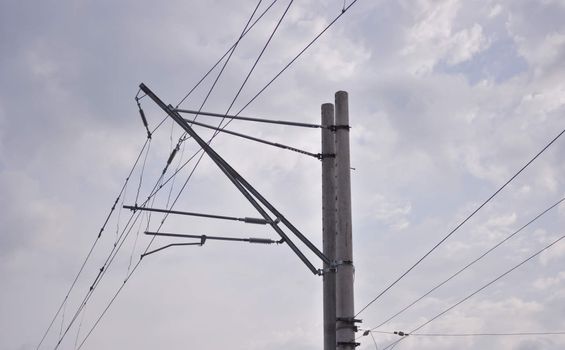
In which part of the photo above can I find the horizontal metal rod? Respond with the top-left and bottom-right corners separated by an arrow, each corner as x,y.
124,205 -> 269,225
145,231 -> 281,244
175,107 -> 324,129
181,117 -> 321,159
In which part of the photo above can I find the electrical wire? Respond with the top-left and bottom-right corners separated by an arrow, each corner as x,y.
381,232 -> 565,349
34,137 -> 150,350
369,196 -> 565,330
355,128 -> 565,318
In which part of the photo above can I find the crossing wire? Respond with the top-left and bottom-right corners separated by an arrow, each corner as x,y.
369,196 -> 565,331
356,128 -> 565,318
381,232 -> 565,350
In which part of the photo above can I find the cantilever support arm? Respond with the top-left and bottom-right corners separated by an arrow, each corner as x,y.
139,83 -> 329,275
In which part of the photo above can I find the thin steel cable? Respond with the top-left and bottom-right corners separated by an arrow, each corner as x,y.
370,196 -> 565,330
35,138 -> 149,350
356,128 -> 565,318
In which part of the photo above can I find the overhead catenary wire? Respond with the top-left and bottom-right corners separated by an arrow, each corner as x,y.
355,127 -> 565,318
52,130 -> 197,349
35,137 -> 150,350
51,143 -> 200,350
369,196 -> 565,330
380,232 -> 565,350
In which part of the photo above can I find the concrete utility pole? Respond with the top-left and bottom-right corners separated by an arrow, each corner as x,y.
322,103 -> 337,350
334,91 -> 357,350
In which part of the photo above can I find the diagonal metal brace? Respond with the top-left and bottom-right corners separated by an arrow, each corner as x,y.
139,83 -> 330,275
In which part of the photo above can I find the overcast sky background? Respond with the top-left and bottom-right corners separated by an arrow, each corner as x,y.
1,0 -> 565,349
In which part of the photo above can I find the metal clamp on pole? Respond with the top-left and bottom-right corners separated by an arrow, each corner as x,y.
329,124 -> 351,132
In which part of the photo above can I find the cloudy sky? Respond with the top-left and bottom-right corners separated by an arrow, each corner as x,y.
1,0 -> 565,349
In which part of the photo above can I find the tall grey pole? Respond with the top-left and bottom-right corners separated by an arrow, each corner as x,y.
335,91 -> 356,349
322,103 -> 337,350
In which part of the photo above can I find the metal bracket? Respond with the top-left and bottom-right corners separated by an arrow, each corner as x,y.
329,124 -> 351,132
337,341 -> 360,348
317,153 -> 336,160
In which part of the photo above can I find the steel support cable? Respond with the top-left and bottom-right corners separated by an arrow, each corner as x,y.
356,128 -> 565,318
370,196 -> 565,330
381,233 -> 565,350
35,137 -> 150,350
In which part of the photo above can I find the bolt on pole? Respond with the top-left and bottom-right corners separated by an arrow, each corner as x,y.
334,91 -> 357,350
322,102 -> 337,350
